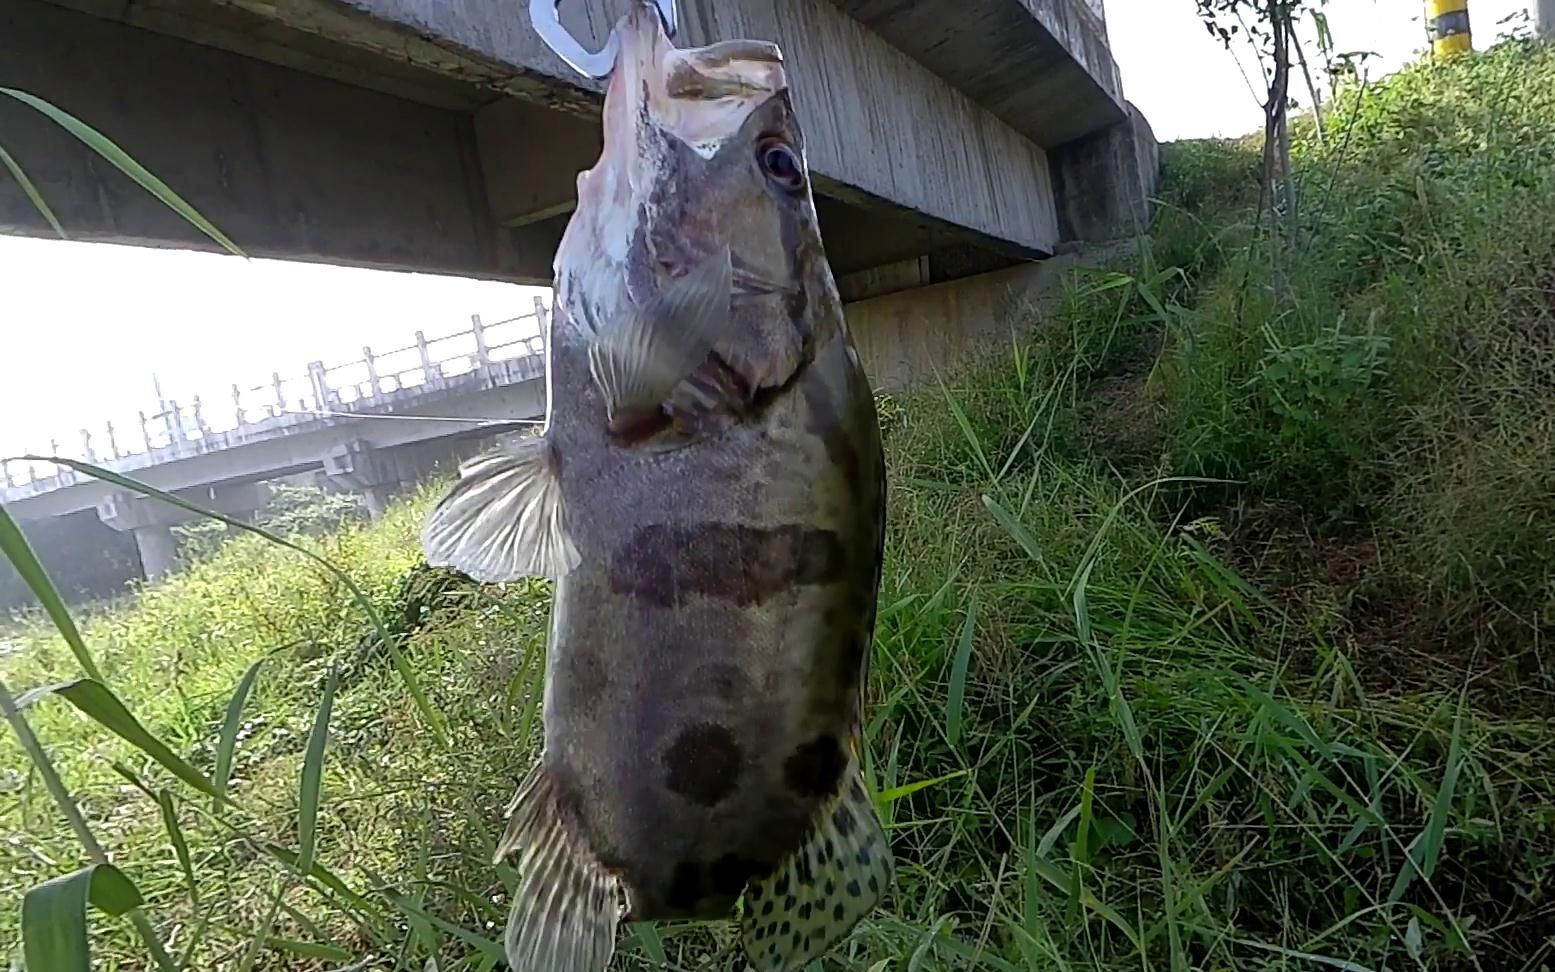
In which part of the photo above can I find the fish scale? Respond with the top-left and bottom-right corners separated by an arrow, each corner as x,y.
419,5 -> 891,970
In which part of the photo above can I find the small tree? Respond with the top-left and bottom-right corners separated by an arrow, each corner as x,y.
1195,0 -> 1337,284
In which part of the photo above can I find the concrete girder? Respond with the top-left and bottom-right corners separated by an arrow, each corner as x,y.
2,0 -> 1076,281
827,0 -> 1126,148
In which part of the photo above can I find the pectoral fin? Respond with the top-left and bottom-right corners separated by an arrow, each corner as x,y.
420,434 -> 579,582
740,764 -> 893,971
587,246 -> 732,434
495,765 -> 623,972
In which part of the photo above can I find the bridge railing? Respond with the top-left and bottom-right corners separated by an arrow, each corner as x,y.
1,296 -> 552,497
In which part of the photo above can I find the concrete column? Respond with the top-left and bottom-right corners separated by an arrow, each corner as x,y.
362,483 -> 395,520
133,524 -> 179,580
1539,0 -> 1554,39
1049,101 -> 1160,245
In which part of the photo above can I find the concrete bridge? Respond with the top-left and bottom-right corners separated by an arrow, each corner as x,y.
3,309 -> 551,578
0,0 -> 1155,362
1,0 -> 1157,583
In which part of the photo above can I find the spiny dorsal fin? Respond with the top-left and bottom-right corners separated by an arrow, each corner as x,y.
587,246 -> 732,433
420,435 -> 579,582
740,764 -> 894,971
496,765 -> 623,972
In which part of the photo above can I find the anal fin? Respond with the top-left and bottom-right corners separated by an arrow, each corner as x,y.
495,765 -> 623,972
420,434 -> 579,583
588,246 -> 732,435
740,764 -> 894,971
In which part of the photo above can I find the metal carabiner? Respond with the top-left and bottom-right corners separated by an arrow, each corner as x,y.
529,0 -> 679,80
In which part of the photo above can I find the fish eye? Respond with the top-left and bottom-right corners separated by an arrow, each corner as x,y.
757,138 -> 804,191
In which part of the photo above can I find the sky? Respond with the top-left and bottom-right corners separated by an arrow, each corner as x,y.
0,0 -> 1540,469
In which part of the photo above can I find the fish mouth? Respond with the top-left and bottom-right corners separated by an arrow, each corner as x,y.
605,4 -> 787,159
557,5 -> 794,304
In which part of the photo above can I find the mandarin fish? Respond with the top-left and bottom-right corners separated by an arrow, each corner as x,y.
421,4 -> 890,969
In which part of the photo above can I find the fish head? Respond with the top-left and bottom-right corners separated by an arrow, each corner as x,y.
555,5 -> 838,400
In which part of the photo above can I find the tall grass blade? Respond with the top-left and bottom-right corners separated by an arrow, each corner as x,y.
298,664 -> 340,875
214,660 -> 264,812
21,863 -> 144,972
157,790 -> 200,905
20,455 -> 450,747
0,676 -> 175,969
981,495 -> 1046,567
0,87 -> 245,256
385,893 -> 506,963
946,598 -> 978,750
0,502 -> 105,682
1389,708 -> 1465,904
0,143 -> 66,238
18,678 -> 221,801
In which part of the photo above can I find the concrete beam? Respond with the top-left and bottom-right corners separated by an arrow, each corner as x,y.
845,243 -> 1125,390
0,0 -> 559,282
475,99 -> 602,228
1049,102 -> 1160,244
829,0 -> 1126,147
40,0 -> 1063,256
95,482 -> 271,532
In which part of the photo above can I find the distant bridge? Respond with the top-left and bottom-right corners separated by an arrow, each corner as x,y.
3,302 -> 552,578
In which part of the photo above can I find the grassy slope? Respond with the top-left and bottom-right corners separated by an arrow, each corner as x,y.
4,36 -> 1555,972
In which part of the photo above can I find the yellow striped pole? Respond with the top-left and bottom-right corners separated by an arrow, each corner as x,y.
1426,0 -> 1472,57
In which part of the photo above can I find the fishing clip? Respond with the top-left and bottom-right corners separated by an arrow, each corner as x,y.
530,0 -> 679,79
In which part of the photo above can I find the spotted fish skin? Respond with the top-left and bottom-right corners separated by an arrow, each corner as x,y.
420,6 -> 890,970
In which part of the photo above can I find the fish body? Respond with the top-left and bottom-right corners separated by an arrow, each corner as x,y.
421,6 -> 890,972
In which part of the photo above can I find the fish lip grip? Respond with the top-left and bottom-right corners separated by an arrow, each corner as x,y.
530,0 -> 679,79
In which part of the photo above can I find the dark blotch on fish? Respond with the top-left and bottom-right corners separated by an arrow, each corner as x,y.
663,722 -> 742,807
833,803 -> 856,836
783,734 -> 846,797
611,523 -> 845,608
710,853 -> 762,896
668,861 -> 703,909
564,646 -> 611,704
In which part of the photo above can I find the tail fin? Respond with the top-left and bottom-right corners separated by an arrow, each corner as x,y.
739,763 -> 893,970
495,766 -> 623,972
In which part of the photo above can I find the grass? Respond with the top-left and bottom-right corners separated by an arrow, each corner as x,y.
5,33 -> 1555,972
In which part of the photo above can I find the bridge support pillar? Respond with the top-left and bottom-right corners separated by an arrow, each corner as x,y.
324,440 -> 411,521
132,525 -> 180,581
95,483 -> 271,581
1050,102 -> 1161,245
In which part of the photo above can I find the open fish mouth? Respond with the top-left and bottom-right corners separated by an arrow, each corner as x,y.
605,2 -> 786,160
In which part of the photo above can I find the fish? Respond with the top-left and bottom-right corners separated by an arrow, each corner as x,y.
419,5 -> 891,971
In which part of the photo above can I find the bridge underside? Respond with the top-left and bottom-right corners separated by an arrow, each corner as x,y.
0,0 -> 1153,310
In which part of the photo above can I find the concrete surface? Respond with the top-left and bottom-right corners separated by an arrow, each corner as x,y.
0,0 -> 1139,279
845,242 -> 1132,391
1050,100 -> 1161,244
829,0 -> 1126,147
0,0 -> 558,281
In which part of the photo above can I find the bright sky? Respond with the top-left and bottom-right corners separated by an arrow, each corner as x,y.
0,0 -> 1539,465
